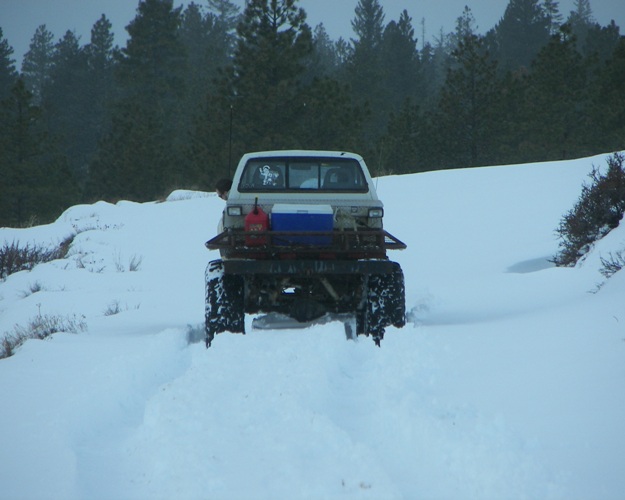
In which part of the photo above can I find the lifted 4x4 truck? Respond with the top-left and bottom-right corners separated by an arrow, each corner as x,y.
205,150 -> 406,347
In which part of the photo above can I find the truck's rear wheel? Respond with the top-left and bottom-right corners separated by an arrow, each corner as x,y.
390,264 -> 406,328
356,263 -> 405,345
205,259 -> 245,347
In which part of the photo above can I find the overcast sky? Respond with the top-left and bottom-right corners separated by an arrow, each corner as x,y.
1,0 -> 623,67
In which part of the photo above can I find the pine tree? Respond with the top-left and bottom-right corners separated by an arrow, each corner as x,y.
449,5 -> 479,48
0,79 -> 76,226
520,25 -> 591,161
219,0 -> 313,150
44,30 -> 91,182
377,100 -> 425,174
570,0 -> 593,24
543,0 -> 564,35
434,32 -> 500,167
180,1 -> 239,116
419,37 -> 450,109
380,10 -> 420,112
492,0 -> 551,72
21,25 -> 54,103
82,14 -> 118,176
580,20 -> 620,63
489,69 -> 529,164
590,38 -> 625,153
86,14 -> 117,69
118,0 -> 186,104
85,14 -> 118,93
88,0 -> 187,201
189,0 -> 312,183
305,23 -> 341,80
0,28 -> 17,101
207,0 -> 240,57
567,0 -> 595,50
188,0 -> 368,183
177,1 -> 240,187
296,77 -> 365,151
346,0 -> 386,139
351,0 -> 385,53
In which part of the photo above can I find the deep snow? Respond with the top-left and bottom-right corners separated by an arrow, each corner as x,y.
1,153 -> 624,499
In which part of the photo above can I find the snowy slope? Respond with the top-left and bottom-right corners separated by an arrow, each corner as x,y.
1,153 -> 624,499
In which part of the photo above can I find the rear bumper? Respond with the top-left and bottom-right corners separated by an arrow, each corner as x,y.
206,229 -> 406,261
223,259 -> 401,275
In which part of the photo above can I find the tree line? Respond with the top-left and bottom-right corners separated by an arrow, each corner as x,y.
0,0 -> 623,227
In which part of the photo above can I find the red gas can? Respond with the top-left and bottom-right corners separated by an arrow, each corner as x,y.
245,198 -> 269,246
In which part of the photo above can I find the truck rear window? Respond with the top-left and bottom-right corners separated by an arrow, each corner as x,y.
237,157 -> 368,193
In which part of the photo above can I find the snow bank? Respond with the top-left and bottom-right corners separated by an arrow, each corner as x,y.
1,152 -> 624,499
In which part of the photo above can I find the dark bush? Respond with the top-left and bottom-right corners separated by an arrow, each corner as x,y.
554,153 -> 625,267
0,236 -> 74,281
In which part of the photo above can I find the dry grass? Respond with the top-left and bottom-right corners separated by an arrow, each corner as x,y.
1,313 -> 87,359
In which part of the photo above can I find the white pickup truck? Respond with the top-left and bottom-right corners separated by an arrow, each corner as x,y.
205,150 -> 406,347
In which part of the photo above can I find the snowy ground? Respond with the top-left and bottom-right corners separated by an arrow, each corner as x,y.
1,153 -> 624,499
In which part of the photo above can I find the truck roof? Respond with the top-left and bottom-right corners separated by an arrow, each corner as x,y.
240,150 -> 364,161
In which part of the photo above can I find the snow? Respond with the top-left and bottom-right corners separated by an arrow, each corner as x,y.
1,153 -> 625,499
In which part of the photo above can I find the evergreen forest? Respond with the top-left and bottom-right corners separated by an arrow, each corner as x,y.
1,0 -> 624,227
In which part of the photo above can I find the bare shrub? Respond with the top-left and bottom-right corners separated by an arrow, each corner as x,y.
19,281 -> 45,298
600,250 -> 625,279
129,254 -> 143,272
103,300 -> 140,316
104,300 -> 122,316
113,252 -> 143,272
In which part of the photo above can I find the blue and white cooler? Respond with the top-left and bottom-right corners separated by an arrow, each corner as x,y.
271,204 -> 334,245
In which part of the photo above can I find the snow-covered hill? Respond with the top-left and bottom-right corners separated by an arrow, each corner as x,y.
1,153 -> 624,499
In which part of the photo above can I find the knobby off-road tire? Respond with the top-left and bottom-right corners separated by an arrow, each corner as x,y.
389,264 -> 406,328
356,262 -> 405,346
205,259 -> 245,347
